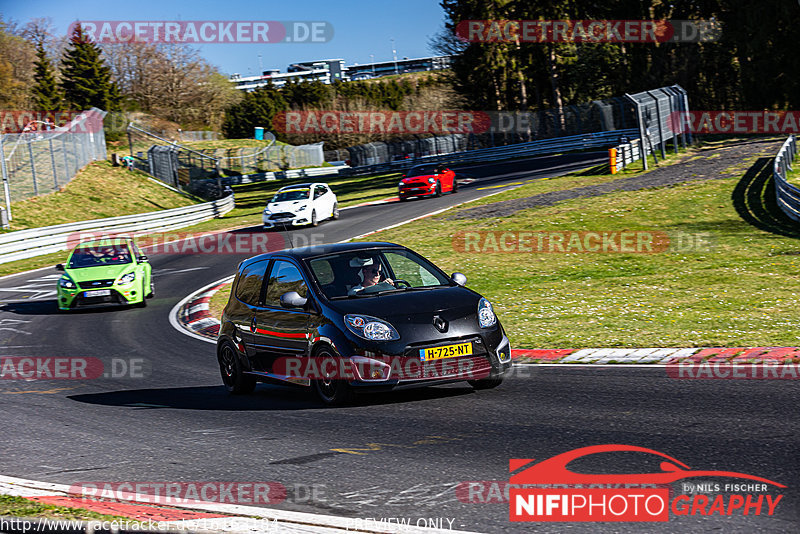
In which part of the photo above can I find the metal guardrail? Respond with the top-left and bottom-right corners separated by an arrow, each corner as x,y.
341,129 -> 639,177
611,139 -> 644,172
774,135 -> 800,222
0,194 -> 234,264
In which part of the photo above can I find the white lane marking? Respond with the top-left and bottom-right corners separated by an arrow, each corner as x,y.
0,318 -> 32,335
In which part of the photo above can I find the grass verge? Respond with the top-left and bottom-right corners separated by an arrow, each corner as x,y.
208,282 -> 233,321
354,141 -> 798,348
0,495 -> 129,522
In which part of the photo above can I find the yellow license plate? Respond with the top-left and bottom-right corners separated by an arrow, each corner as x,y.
419,342 -> 472,361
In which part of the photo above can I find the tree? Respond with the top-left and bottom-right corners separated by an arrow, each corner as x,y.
60,23 -> 120,110
31,42 -> 62,110
0,17 -> 35,109
223,84 -> 287,139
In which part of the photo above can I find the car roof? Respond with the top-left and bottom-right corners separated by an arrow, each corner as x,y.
239,242 -> 404,268
276,182 -> 328,192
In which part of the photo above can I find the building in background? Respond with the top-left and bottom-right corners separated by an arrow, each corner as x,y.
229,55 -> 453,91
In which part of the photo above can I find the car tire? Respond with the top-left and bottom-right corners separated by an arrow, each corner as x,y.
312,347 -> 353,406
219,340 -> 256,394
399,196 -> 408,202
452,179 -> 459,193
136,281 -> 148,308
311,209 -> 318,227
146,280 -> 154,299
468,377 -> 503,390
332,203 -> 339,220
434,182 -> 442,197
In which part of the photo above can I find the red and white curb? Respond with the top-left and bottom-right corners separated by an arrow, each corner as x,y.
0,475 -> 475,534
169,276 -> 233,343
513,347 -> 800,365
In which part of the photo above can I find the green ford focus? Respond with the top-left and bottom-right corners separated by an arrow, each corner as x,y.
56,238 -> 153,311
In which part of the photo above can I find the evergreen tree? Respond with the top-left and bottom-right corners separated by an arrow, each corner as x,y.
60,24 -> 120,110
31,42 -> 62,110
223,83 -> 287,139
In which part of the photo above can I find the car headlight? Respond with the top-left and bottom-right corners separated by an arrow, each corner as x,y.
119,272 -> 136,285
478,298 -> 496,328
263,207 -> 270,214
398,181 -> 405,187
345,314 -> 400,341
428,177 -> 436,183
59,276 -> 76,289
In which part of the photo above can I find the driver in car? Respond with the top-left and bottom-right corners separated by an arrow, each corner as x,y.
348,257 -> 394,295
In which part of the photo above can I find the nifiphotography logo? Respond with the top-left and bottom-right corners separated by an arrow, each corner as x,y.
508,445 -> 785,522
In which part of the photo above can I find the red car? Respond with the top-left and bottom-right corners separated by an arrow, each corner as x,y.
398,164 -> 457,201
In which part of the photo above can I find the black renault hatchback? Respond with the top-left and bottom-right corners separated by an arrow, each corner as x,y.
217,242 -> 512,405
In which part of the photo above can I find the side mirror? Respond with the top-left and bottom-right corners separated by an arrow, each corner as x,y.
451,272 -> 467,286
55,264 -> 65,271
137,255 -> 149,263
280,291 -> 308,309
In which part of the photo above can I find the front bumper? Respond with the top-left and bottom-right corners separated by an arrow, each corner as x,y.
347,332 -> 512,390
262,214 -> 310,229
399,184 -> 436,199
57,285 -> 142,310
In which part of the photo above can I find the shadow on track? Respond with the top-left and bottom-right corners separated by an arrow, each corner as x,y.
732,156 -> 800,238
67,383 -> 475,411
0,300 -> 140,316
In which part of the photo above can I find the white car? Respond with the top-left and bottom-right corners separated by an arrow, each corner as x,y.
262,182 -> 339,229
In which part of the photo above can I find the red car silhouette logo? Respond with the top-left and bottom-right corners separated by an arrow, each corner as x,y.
510,444 -> 785,487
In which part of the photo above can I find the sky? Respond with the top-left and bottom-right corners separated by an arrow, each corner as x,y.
3,0 -> 449,76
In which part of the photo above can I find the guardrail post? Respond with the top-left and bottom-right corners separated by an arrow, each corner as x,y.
48,138 -> 59,190
27,141 -> 39,196
0,134 -> 11,222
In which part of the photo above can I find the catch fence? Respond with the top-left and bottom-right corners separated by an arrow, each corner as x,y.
0,108 -> 108,227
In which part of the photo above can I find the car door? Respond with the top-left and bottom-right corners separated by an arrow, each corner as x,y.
231,258 -> 271,361
319,184 -> 334,216
443,167 -> 456,191
314,184 -> 332,218
250,259 -> 311,373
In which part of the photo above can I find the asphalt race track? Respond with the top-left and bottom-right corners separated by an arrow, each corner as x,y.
0,151 -> 798,533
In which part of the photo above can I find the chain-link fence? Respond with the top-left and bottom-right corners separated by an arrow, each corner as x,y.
328,96 -> 637,167
126,123 -> 325,198
207,142 -> 324,174
625,85 -> 690,170
0,108 -> 107,226
178,130 -> 219,142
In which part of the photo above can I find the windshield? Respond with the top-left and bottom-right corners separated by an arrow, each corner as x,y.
272,189 -> 310,202
68,243 -> 132,268
307,248 -> 451,299
407,166 -> 438,177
